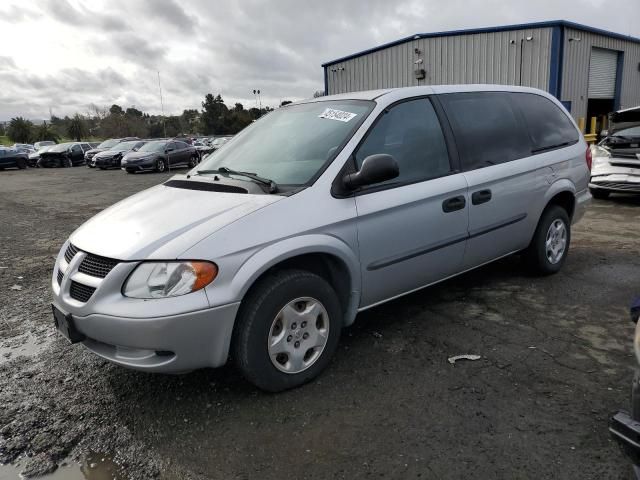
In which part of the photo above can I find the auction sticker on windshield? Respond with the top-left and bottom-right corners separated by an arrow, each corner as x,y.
319,108 -> 357,122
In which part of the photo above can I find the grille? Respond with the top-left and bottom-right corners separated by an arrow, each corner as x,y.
64,243 -> 79,263
78,253 -> 119,278
57,270 -> 63,285
593,181 -> 640,191
70,281 -> 96,303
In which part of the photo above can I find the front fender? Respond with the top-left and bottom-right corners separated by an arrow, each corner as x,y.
231,234 -> 362,325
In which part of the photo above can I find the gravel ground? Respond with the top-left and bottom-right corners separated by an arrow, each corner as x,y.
0,167 -> 639,479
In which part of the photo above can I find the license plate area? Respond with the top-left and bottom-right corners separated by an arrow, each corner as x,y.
52,304 -> 85,343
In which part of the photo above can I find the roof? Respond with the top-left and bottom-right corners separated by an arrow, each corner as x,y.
322,20 -> 640,67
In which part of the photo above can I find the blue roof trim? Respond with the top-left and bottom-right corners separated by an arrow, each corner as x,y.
321,20 -> 640,67
548,26 -> 562,98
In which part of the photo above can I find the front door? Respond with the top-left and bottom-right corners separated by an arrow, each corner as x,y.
353,98 -> 469,307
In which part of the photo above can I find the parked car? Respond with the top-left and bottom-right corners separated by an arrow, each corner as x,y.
84,138 -> 139,167
193,140 -> 212,158
0,147 -> 28,170
121,139 -> 198,173
28,144 -> 55,167
12,143 -> 34,152
34,141 -> 56,150
51,85 -> 590,392
38,142 -> 93,167
210,136 -> 232,151
92,140 -> 146,169
610,298 -> 640,478
589,106 -> 640,199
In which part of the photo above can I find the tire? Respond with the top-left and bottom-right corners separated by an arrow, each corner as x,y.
188,155 -> 197,168
155,158 -> 166,173
589,188 -> 610,200
99,167 -> 106,170
126,169 -> 135,174
523,205 -> 571,275
233,269 -> 342,392
17,158 -> 26,169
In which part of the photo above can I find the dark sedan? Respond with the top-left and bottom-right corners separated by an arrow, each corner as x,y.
0,148 -> 28,170
38,142 -> 93,167
92,140 -> 146,169
84,137 -> 139,167
121,139 -> 199,173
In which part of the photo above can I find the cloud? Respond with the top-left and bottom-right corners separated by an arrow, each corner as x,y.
0,0 -> 638,119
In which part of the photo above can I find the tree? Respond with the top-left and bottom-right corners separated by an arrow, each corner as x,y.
125,107 -> 143,118
67,114 -> 88,141
7,117 -> 34,143
33,121 -> 60,142
200,93 -> 229,134
109,104 -> 124,116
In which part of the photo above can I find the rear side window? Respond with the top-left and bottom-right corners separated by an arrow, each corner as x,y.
509,93 -> 579,152
439,92 -> 530,171
355,98 -> 451,186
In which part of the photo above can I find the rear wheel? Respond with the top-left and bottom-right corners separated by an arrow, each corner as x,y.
523,205 -> 570,275
233,269 -> 342,392
589,188 -> 610,200
155,158 -> 166,173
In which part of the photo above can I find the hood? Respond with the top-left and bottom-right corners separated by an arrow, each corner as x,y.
95,150 -> 124,159
608,106 -> 640,135
40,150 -> 68,158
69,175 -> 283,260
86,148 -> 108,155
123,151 -> 155,161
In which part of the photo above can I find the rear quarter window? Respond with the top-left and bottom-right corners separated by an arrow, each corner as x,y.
509,93 -> 578,152
439,92 -> 531,171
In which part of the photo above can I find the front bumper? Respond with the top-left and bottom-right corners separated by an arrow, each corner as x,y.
54,301 -> 239,372
121,160 -> 154,171
51,241 -> 240,373
610,411 -> 640,466
590,163 -> 640,194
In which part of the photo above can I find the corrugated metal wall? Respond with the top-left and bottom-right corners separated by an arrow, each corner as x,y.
326,27 -> 553,95
561,27 -> 640,120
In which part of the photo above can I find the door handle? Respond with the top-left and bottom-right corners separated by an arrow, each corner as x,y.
471,189 -> 492,205
442,195 -> 466,213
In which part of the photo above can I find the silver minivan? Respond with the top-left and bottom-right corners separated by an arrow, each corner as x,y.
52,85 -> 591,391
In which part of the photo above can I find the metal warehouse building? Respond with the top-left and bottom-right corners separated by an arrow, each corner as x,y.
322,20 -> 640,123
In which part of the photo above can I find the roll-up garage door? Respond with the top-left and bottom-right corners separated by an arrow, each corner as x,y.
588,48 -> 618,99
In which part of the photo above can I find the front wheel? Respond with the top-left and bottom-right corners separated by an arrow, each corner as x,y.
17,158 -> 27,169
523,205 -> 571,275
155,158 -> 166,173
233,270 -> 342,392
188,155 -> 198,168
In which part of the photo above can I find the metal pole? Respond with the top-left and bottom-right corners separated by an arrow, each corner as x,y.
157,71 -> 169,172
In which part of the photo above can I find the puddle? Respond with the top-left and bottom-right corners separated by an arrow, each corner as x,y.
0,452 -> 124,480
0,333 -> 51,365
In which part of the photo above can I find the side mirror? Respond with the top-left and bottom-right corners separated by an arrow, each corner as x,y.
343,154 -> 399,190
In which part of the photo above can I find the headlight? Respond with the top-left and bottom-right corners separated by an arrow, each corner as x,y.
123,261 -> 218,299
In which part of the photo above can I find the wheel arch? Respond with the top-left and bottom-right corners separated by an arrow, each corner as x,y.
543,180 -> 576,219
231,235 -> 361,327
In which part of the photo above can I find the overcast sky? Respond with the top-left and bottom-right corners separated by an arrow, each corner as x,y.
0,0 -> 638,120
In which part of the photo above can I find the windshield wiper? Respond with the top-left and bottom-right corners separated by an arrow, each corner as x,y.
196,167 -> 278,193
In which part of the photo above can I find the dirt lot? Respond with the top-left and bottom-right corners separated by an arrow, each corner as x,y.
1,167 -> 639,479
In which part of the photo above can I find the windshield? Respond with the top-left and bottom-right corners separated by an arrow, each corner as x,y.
97,139 -> 120,149
198,100 -> 373,185
613,126 -> 640,138
137,141 -> 168,153
37,145 -> 54,153
110,140 -> 141,151
49,143 -> 71,152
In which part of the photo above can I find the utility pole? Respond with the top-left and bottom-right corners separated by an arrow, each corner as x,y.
158,71 -> 169,172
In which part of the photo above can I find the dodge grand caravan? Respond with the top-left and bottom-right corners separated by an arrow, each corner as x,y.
52,85 -> 591,391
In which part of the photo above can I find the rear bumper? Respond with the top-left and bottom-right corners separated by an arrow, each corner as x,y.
610,411 -> 640,466
55,302 -> 240,372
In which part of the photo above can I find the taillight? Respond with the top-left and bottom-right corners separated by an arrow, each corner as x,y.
585,145 -> 592,171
